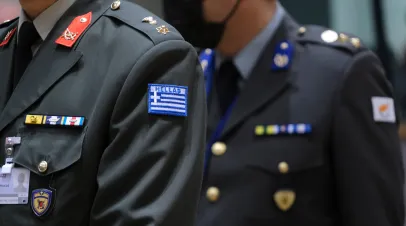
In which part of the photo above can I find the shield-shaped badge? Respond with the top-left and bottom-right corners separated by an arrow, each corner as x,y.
31,189 -> 53,217
273,189 -> 296,211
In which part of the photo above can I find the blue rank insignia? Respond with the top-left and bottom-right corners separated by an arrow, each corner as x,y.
31,189 -> 53,217
24,114 -> 85,127
148,84 -> 188,117
271,41 -> 294,70
255,123 -> 312,136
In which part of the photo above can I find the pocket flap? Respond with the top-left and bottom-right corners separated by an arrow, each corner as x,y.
13,129 -> 85,176
245,143 -> 324,174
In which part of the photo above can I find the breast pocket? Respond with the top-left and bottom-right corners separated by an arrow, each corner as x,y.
13,128 -> 85,177
242,142 -> 328,225
11,127 -> 87,217
244,142 -> 325,175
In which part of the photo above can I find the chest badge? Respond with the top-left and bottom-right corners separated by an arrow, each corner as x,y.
31,189 -> 54,217
274,189 -> 296,211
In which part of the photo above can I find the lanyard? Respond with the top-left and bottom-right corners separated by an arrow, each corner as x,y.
199,49 -> 237,176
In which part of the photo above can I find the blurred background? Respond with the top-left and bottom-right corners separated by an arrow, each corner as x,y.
1,0 -> 406,121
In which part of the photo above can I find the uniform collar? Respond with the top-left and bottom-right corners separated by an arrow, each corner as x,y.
18,0 -> 77,41
216,1 -> 285,79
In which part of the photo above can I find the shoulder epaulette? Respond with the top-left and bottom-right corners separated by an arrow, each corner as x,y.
103,0 -> 183,45
0,17 -> 18,29
295,25 -> 367,54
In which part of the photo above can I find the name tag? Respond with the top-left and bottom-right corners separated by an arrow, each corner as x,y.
0,168 -> 30,204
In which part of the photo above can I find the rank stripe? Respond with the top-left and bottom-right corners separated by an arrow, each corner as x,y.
254,124 -> 312,136
24,115 -> 85,127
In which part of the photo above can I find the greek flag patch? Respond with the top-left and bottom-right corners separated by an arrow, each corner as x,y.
148,84 -> 188,117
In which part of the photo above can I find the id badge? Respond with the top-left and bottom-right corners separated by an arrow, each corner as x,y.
0,167 -> 30,204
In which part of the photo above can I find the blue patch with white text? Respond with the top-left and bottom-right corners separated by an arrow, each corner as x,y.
148,84 -> 188,117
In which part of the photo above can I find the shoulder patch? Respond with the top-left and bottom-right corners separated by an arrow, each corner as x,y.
0,17 -> 18,29
103,1 -> 183,45
148,84 -> 188,117
295,25 -> 367,54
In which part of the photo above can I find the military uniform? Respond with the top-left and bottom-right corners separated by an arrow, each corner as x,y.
198,14 -> 404,226
0,0 -> 206,225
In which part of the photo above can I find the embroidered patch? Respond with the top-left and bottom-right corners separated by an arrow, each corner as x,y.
148,84 -> 188,117
31,189 -> 53,217
371,96 -> 396,123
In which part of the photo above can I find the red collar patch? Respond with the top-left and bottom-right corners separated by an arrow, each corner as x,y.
0,27 -> 17,47
55,12 -> 92,48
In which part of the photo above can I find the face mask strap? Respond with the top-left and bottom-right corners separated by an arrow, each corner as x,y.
222,0 -> 242,23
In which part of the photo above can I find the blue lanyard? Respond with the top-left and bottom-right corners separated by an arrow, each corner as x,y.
199,49 -> 237,176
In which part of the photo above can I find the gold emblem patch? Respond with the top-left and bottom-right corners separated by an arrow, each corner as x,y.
31,189 -> 53,217
273,190 -> 296,211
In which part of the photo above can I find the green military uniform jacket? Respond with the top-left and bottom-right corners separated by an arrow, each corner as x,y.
0,0 -> 206,225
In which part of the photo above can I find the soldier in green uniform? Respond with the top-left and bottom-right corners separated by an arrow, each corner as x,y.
163,0 -> 405,225
0,0 -> 206,225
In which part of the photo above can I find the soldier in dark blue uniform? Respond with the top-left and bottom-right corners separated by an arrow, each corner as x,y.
163,0 -> 405,225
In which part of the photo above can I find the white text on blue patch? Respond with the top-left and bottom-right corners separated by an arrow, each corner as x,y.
148,84 -> 188,117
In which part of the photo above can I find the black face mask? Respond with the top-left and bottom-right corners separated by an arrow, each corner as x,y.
163,0 -> 241,49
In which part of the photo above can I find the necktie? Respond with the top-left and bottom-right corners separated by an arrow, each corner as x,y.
215,60 -> 241,116
14,22 -> 40,88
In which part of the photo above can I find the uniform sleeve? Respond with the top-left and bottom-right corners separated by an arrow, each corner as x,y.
89,40 -> 206,226
332,51 -> 405,226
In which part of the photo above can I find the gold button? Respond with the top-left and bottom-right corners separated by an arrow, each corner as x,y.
111,0 -> 120,10
278,161 -> 289,174
351,38 -> 361,48
211,142 -> 226,156
38,161 -> 48,173
298,27 -> 306,35
206,187 -> 220,202
339,33 -> 349,42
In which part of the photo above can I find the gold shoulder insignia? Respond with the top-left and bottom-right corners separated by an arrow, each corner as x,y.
104,0 -> 183,45
296,25 -> 366,53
